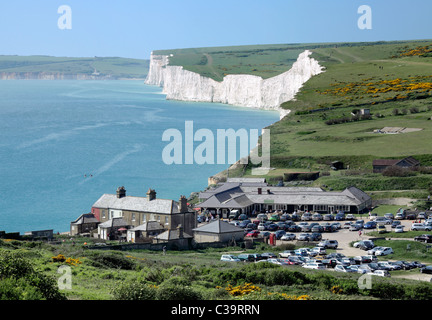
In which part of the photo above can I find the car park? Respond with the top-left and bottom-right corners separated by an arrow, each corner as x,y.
220,255 -> 241,262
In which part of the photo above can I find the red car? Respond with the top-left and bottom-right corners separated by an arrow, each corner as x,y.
246,230 -> 260,238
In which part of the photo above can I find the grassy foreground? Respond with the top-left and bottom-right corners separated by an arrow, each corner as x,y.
2,236 -> 432,301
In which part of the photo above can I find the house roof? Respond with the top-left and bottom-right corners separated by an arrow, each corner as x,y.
98,217 -> 129,229
92,194 -> 179,214
155,229 -> 192,240
197,185 -> 370,209
129,221 -> 165,232
373,157 -> 420,167
193,219 -> 244,234
71,213 -> 99,225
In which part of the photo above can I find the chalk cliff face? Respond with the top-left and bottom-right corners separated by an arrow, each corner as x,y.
145,50 -> 324,117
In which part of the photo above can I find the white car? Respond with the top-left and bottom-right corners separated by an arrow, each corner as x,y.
367,246 -> 384,255
374,247 -> 394,256
257,223 -> 266,231
334,265 -> 356,273
220,255 -> 241,262
395,225 -> 405,233
280,233 -> 296,241
371,270 -> 391,277
302,262 -> 325,270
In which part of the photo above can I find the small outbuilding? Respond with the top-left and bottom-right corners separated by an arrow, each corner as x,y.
192,219 -> 244,244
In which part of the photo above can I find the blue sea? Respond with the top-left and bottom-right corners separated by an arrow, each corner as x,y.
0,80 -> 279,233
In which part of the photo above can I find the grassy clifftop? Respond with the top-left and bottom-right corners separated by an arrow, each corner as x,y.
0,55 -> 149,79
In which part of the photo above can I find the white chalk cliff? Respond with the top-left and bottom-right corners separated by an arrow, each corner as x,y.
145,50 -> 324,119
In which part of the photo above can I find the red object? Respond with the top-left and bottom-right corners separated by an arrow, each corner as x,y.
269,233 -> 276,245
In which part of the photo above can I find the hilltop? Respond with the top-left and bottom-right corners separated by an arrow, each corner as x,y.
159,40 -> 432,202
0,55 -> 149,80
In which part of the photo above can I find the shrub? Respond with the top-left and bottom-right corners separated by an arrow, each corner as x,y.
88,252 -> 135,270
382,166 -> 416,177
155,283 -> 202,300
112,280 -> 157,300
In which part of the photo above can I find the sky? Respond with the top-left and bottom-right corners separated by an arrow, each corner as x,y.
0,0 -> 431,59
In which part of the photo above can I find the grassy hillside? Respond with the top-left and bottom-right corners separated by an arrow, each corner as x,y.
176,40 -> 432,197
0,55 -> 149,79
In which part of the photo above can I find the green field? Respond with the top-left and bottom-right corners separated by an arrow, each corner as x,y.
0,55 -> 149,79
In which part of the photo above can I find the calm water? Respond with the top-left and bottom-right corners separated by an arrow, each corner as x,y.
0,80 -> 279,233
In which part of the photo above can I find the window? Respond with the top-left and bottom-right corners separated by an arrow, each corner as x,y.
142,215 -> 146,223
132,213 -> 136,222
165,217 -> 169,225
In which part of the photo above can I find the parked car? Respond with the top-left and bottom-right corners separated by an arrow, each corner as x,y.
221,255 -> 241,262
354,240 -> 374,250
311,225 -> 324,233
311,247 -> 327,255
303,262 -> 325,270
310,233 -> 322,241
418,212 -> 427,220
411,223 -> 432,231
298,233 -> 311,241
266,223 -> 279,231
372,270 -> 391,277
334,265 -> 356,273
257,213 -> 268,222
377,225 -> 387,234
261,252 -> 277,259
301,212 -> 312,221
349,224 -> 361,231
414,234 -> 432,243
278,250 -> 296,258
363,221 -> 377,229
392,260 -> 414,270
288,224 -> 302,232
345,214 -> 355,220
280,233 -> 296,241
294,248 -> 309,256
312,213 -> 323,221
391,220 -> 401,228
335,213 -> 345,221
246,230 -> 260,238
395,225 -> 405,233
323,214 -> 334,221
420,266 -> 432,274
343,222 -> 352,229
375,217 -> 391,225
237,254 -> 255,262
374,247 -> 394,256
384,213 -> 394,220
395,212 -> 405,220
318,239 -> 338,249
368,246 -> 384,255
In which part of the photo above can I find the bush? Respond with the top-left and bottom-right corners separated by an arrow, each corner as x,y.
155,283 -> 202,300
88,252 -> 135,270
112,280 -> 157,300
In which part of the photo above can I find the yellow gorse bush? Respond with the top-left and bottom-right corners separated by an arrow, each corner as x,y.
224,283 -> 262,296
52,253 -> 82,266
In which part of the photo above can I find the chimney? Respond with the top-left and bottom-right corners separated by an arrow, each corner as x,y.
258,188 -> 262,195
116,186 -> 126,199
146,188 -> 156,201
177,224 -> 183,238
179,195 -> 188,213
